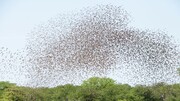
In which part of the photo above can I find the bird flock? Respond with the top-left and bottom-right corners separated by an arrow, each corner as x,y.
1,5 -> 180,87
0,47 -> 28,85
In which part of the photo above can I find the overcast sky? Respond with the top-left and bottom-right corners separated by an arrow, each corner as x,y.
0,0 -> 180,51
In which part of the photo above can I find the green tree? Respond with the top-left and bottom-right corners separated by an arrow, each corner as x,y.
132,85 -> 157,101
1,86 -> 44,101
0,82 -> 16,100
150,82 -> 180,101
82,77 -> 115,89
51,84 -> 77,101
1,78 -> 180,101
77,77 -> 117,101
98,84 -> 131,101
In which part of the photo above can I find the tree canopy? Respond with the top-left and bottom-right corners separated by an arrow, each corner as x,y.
0,77 -> 180,101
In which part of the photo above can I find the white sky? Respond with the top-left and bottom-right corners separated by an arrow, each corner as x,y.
0,0 -> 180,86
0,0 -> 180,51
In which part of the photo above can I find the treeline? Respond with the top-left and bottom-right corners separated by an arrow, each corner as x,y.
0,77 -> 180,101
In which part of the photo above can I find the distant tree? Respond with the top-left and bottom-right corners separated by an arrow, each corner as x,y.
150,82 -> 180,101
132,85 -> 157,101
78,77 -> 115,101
81,77 -> 116,89
1,85 -> 43,101
51,84 -> 77,101
0,82 -> 16,100
1,78 -> 180,101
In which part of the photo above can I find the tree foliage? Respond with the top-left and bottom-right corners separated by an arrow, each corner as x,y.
0,77 -> 180,101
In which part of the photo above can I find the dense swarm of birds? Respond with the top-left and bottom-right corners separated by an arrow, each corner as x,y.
0,47 -> 28,85
0,5 -> 180,87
